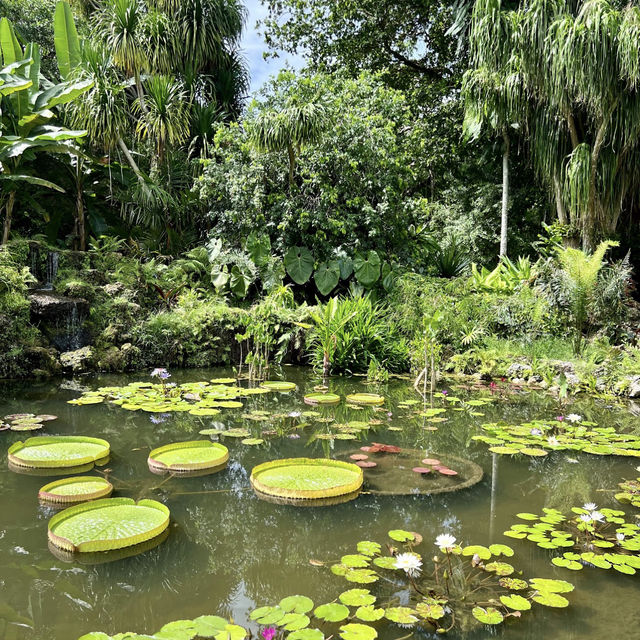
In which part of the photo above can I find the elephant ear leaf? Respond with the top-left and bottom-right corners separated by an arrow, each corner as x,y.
54,1 -> 81,80
314,261 -> 340,296
353,251 -> 381,286
284,246 -> 314,284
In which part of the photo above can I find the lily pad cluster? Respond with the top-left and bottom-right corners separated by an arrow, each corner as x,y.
615,478 -> 640,508
505,505 -> 640,574
77,614 -> 246,640
68,379 -> 273,413
1,413 -> 57,432
473,417 -> 640,457
318,528 -> 573,633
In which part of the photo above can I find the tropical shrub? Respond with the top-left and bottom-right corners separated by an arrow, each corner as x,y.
307,295 -> 409,375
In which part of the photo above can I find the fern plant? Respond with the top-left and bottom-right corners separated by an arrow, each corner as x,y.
555,241 -> 618,355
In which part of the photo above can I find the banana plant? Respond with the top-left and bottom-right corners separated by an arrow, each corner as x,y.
0,11 -> 93,244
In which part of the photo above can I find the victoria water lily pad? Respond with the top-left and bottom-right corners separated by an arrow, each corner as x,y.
304,393 -> 341,405
8,436 -> 110,469
148,440 -> 229,473
48,497 -> 170,553
260,381 -> 297,392
345,394 -> 385,406
38,476 -> 113,504
250,458 -> 363,500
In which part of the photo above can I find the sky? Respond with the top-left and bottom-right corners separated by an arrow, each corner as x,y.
240,0 -> 306,95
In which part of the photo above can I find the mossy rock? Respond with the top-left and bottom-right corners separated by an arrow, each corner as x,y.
8,436 -> 111,469
251,458 -> 363,501
39,476 -> 113,504
148,441 -> 229,473
48,497 -> 170,553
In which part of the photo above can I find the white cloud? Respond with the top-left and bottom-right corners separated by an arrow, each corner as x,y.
241,0 -> 306,94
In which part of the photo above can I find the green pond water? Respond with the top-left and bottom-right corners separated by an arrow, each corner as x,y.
2,367 -> 640,640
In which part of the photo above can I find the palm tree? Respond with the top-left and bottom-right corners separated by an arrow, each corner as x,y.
250,101 -> 327,188
133,75 -> 191,168
465,0 -> 640,250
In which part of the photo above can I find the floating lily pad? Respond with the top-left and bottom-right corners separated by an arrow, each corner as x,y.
48,497 -> 170,553
148,441 -> 229,473
39,476 -> 113,505
339,589 -> 376,607
251,458 -> 363,501
471,607 -> 503,625
260,381 -> 297,392
339,624 -> 377,640
304,393 -> 341,405
345,394 -> 385,406
210,378 -> 237,384
314,603 -> 350,622
8,436 -> 110,469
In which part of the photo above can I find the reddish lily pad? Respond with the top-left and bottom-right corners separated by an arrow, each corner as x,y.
350,454 -> 369,461
412,467 -> 432,474
437,468 -> 458,476
356,461 -> 377,468
421,458 -> 441,465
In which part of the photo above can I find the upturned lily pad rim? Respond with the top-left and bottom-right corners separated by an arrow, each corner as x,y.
8,436 -> 111,469
48,528 -> 170,565
250,458 -> 364,500
48,497 -> 170,553
38,476 -> 113,504
148,440 -> 229,472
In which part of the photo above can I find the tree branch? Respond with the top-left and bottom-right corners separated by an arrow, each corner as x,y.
382,43 -> 449,79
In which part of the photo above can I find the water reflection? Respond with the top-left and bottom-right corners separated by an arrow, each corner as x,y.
1,368 -> 640,639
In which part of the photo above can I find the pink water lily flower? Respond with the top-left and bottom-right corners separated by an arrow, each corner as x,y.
262,627 -> 277,640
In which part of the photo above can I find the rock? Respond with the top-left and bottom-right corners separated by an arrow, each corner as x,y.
29,291 -> 89,321
550,360 -> 576,375
103,282 -> 126,296
527,375 -> 543,384
626,375 -> 640,398
22,347 -> 61,376
59,346 -> 95,373
506,363 -> 533,379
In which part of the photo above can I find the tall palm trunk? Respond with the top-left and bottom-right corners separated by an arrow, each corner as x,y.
287,143 -> 296,189
2,191 -> 16,245
499,130 -> 510,258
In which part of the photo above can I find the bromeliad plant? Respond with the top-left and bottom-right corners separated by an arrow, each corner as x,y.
267,529 -> 574,635
473,414 -> 640,458
505,505 -> 640,575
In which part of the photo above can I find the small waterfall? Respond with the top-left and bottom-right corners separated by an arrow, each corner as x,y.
65,301 -> 84,351
44,251 -> 59,290
29,244 -> 40,281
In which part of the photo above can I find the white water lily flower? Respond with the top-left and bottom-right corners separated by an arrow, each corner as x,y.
590,511 -> 605,523
579,514 -> 592,523
566,414 -> 582,423
394,552 -> 423,577
617,533 -> 625,542
530,428 -> 542,436
583,503 -> 598,511
435,534 -> 457,549
547,436 -> 559,446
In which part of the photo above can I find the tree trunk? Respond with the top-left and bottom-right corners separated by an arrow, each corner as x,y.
2,191 -> 16,245
499,130 -> 509,258
76,180 -> 86,251
135,70 -> 149,115
287,144 -> 296,189
117,137 -> 144,181
553,174 -> 567,224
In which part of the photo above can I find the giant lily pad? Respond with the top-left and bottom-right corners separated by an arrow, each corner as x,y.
250,458 -> 363,501
39,476 -> 113,505
345,394 -> 384,406
260,381 -> 297,392
48,497 -> 170,553
148,440 -> 229,473
8,436 -> 110,469
304,393 -> 341,406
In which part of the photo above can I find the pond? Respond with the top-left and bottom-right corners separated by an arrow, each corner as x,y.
2,367 -> 640,640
